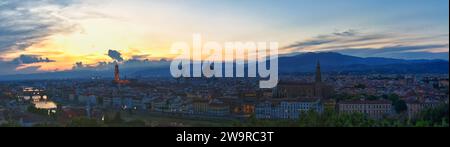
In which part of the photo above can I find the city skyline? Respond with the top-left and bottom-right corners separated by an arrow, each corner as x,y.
0,0 -> 448,76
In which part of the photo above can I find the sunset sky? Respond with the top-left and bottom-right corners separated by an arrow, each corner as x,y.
0,0 -> 448,75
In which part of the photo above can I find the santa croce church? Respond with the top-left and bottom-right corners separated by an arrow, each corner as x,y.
273,61 -> 334,99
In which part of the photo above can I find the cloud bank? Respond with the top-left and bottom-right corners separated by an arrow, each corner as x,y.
11,54 -> 55,64
0,0 -> 80,52
283,30 -> 449,60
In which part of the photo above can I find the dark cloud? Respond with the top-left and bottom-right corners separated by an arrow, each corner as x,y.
333,29 -> 358,37
284,39 -> 336,49
283,29 -> 449,60
74,62 -> 84,68
131,55 -> 151,61
349,34 -> 387,42
0,61 -> 19,75
71,59 -> 170,72
107,49 -> 124,62
340,44 -> 448,55
11,54 -> 55,64
0,54 -> 55,75
336,44 -> 449,60
283,29 -> 362,50
0,0 -> 79,52
0,0 -> 115,75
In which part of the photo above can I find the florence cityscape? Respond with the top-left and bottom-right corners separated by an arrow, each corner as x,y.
0,0 -> 448,127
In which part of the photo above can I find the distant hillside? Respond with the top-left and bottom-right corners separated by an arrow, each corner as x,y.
0,52 -> 448,81
278,52 -> 449,74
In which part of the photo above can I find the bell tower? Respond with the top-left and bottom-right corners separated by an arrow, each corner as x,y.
315,60 -> 322,83
114,63 -> 120,82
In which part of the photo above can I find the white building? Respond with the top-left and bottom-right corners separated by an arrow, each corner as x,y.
338,100 -> 392,119
256,98 -> 322,119
406,100 -> 440,120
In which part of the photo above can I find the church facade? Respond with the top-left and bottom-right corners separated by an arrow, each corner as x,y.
273,61 -> 334,99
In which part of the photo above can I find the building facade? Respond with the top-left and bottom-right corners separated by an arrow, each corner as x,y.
338,100 -> 392,119
406,101 -> 440,120
255,98 -> 323,119
272,61 -> 334,99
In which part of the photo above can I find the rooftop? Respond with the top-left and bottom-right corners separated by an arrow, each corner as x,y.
339,99 -> 391,104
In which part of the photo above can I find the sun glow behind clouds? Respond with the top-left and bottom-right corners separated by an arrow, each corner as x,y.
2,0 -> 289,72
7,11 -> 173,71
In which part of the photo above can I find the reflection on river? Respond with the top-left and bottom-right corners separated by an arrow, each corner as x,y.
33,101 -> 57,109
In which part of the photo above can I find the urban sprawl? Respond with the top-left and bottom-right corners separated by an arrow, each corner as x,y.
0,62 -> 448,127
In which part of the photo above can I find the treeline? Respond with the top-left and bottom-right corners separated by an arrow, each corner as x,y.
238,104 -> 449,127
0,112 -> 147,127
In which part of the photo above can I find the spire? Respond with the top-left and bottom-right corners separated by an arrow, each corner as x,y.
315,60 -> 321,83
113,62 -> 131,85
114,63 -> 120,82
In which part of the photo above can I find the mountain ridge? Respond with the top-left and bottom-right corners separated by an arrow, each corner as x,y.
0,52 -> 448,81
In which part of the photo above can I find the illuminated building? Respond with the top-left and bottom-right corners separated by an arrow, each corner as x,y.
19,87 -> 48,102
113,63 -> 131,85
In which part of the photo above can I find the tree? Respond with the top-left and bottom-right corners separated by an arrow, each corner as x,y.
67,117 -> 100,127
332,93 -> 358,101
385,94 -> 400,102
367,95 -> 379,100
415,120 -> 432,127
126,119 -> 146,127
104,112 -> 125,127
113,112 -> 123,123
382,93 -> 407,114
33,123 -> 61,127
418,103 -> 449,126
394,100 -> 407,113
0,120 -> 21,127
354,84 -> 366,89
